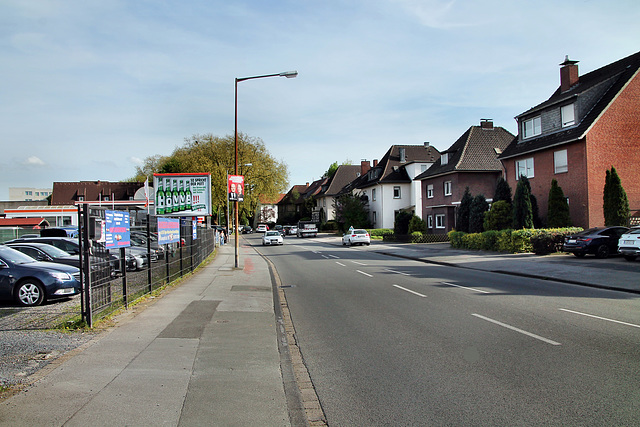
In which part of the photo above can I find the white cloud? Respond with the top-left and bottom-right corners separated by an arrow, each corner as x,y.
23,156 -> 45,166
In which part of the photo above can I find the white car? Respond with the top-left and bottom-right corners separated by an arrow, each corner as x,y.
618,226 -> 640,261
256,224 -> 269,233
342,229 -> 371,246
262,230 -> 283,246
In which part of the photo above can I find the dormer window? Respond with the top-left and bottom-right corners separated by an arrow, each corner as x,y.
561,104 -> 575,127
522,116 -> 541,139
441,153 -> 449,165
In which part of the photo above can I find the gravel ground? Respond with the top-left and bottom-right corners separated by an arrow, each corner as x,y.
0,295 -> 99,395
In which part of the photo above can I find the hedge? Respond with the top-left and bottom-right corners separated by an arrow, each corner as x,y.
448,227 -> 583,254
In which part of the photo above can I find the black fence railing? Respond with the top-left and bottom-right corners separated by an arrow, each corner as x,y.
79,207 -> 216,327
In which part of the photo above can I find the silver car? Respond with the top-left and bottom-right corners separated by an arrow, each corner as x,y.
262,231 -> 283,246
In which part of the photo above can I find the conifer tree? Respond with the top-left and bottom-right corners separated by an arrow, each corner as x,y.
513,176 -> 534,229
603,166 -> 630,226
547,179 -> 571,227
469,194 -> 489,233
456,187 -> 473,232
493,176 -> 512,204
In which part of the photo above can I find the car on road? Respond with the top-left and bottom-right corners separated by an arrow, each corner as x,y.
274,225 -> 286,237
262,231 -> 283,246
241,225 -> 253,234
256,224 -> 269,233
0,245 -> 81,306
617,226 -> 640,261
6,242 -> 80,268
342,229 -> 371,246
563,226 -> 629,258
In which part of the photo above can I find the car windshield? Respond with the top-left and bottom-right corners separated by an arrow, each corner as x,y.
353,229 -> 367,234
32,244 -> 72,258
0,245 -> 38,264
627,228 -> 640,235
265,231 -> 280,236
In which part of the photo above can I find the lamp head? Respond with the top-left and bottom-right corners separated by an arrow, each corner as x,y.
279,71 -> 298,78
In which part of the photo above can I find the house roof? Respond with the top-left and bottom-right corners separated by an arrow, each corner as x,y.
277,184 -> 309,206
259,193 -> 285,204
52,181 -> 144,205
321,165 -> 362,196
500,50 -> 640,160
358,144 -> 440,189
0,217 -> 50,228
416,124 -> 515,180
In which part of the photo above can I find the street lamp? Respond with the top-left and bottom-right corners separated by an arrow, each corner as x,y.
234,70 -> 297,268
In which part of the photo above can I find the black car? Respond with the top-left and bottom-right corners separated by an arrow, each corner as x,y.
0,245 -> 81,306
241,225 -> 253,234
6,242 -> 80,268
563,226 -> 629,258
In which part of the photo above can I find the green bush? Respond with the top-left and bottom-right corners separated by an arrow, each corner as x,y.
369,228 -> 394,237
481,230 -> 500,251
408,216 -> 427,234
448,230 -> 465,248
448,227 -> 582,253
322,221 -> 338,231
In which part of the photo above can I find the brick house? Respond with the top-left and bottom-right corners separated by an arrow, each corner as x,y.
416,120 -> 515,234
276,183 -> 310,224
499,51 -> 640,228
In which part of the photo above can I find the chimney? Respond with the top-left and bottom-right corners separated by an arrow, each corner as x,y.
360,160 -> 371,176
480,119 -> 493,129
424,141 -> 430,148
560,55 -> 579,92
373,159 -> 378,167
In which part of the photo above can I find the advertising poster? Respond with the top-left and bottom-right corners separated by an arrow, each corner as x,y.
157,217 -> 180,245
153,173 -> 211,217
228,175 -> 244,202
105,210 -> 131,249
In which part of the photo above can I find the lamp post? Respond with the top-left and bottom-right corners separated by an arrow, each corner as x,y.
234,70 -> 297,268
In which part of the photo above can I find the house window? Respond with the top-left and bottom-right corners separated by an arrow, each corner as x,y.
393,186 -> 401,199
554,149 -> 568,173
77,195 -> 84,201
441,153 -> 449,165
561,104 -> 575,127
444,181 -> 452,196
372,188 -> 376,201
515,158 -> 534,179
522,116 -> 541,139
427,215 -> 433,228
427,184 -> 434,199
435,214 -> 445,229
372,211 -> 377,225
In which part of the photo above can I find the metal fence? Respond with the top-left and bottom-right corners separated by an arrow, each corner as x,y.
79,206 -> 216,327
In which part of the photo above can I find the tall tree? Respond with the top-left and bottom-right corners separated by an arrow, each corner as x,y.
493,176 -> 512,204
456,187 -> 473,233
513,176 -> 534,229
469,194 -> 489,233
547,179 -> 571,227
603,166 -> 630,226
333,193 -> 371,232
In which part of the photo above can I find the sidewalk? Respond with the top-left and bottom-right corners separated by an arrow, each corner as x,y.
0,241 -> 292,426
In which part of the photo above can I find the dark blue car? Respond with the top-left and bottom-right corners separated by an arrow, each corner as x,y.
0,245 -> 81,307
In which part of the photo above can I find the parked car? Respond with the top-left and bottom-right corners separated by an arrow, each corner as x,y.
241,225 -> 253,234
262,231 -> 284,246
274,225 -> 286,237
617,226 -> 640,261
563,226 -> 629,258
0,245 -> 81,306
256,224 -> 269,233
342,229 -> 371,246
6,242 -> 80,268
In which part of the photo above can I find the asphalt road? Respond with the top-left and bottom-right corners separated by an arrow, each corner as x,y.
249,234 -> 640,426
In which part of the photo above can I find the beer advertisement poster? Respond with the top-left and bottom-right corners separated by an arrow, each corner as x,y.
228,175 -> 244,202
153,173 -> 211,217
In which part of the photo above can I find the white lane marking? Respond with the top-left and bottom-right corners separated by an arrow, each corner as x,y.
393,284 -> 426,298
336,262 -> 346,267
560,308 -> 640,329
385,269 -> 411,276
327,254 -> 340,259
321,255 -> 329,259
442,281 -> 490,294
471,314 -> 561,346
356,270 -> 372,277
351,261 -> 367,266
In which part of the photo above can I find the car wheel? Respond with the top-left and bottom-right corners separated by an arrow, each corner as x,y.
623,255 -> 637,261
15,280 -> 45,307
342,241 -> 346,246
595,244 -> 610,259
573,252 -> 585,258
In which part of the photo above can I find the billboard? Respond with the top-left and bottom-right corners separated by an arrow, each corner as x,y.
228,175 -> 244,202
157,217 -> 180,245
104,210 -> 131,249
154,173 -> 211,217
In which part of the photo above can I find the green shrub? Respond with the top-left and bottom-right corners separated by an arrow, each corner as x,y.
322,221 -> 339,231
481,230 -> 500,251
369,228 -> 394,237
484,200 -> 513,231
408,215 -> 427,234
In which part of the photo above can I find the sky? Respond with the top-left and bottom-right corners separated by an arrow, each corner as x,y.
2,0 -> 639,200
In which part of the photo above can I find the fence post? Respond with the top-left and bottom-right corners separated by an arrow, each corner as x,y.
82,204 -> 93,327
147,213 -> 152,293
121,247 -> 128,308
